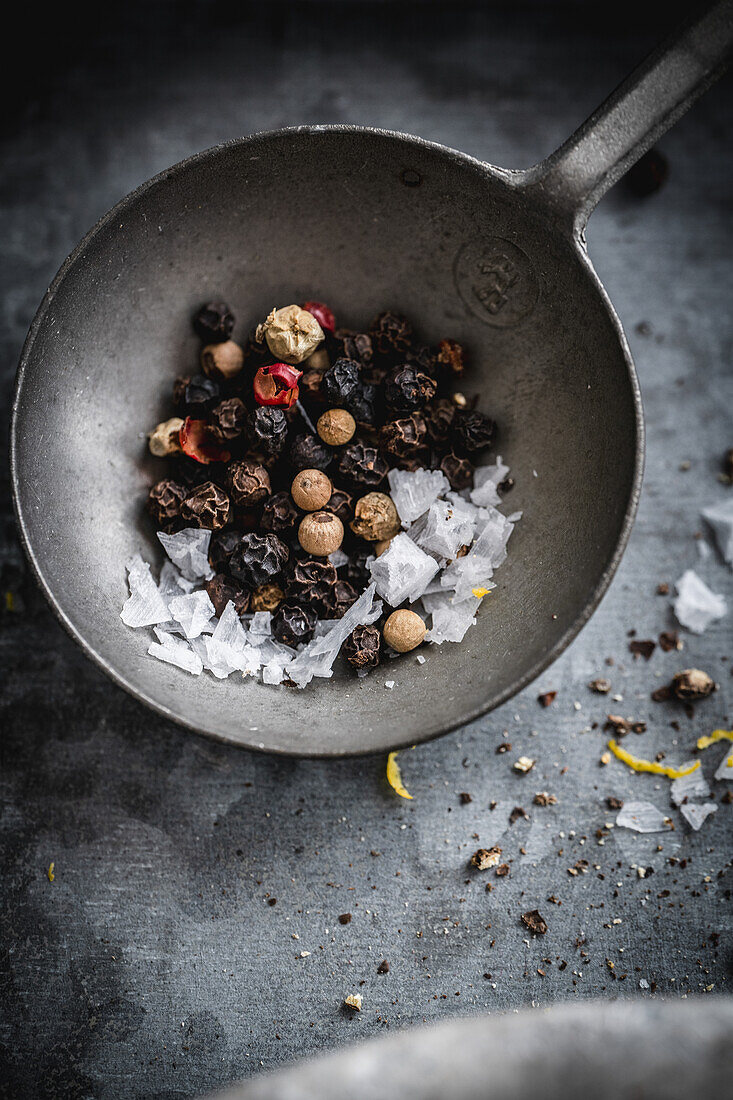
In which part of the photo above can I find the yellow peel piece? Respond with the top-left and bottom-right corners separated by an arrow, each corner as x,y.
696,729 -> 733,751
472,587 -> 491,598
607,739 -> 700,780
47,862 -> 55,883
386,752 -> 413,800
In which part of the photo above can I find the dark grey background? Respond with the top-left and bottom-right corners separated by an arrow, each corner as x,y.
1,3 -> 731,1098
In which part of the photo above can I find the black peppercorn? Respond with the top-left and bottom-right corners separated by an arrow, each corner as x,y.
289,433 -> 333,472
324,488 -> 354,525
379,413 -> 427,458
342,624 -> 382,669
173,375 -> 191,407
451,409 -> 496,455
147,479 -> 187,531
321,358 -> 362,408
261,491 -> 301,535
183,374 -> 221,414
346,382 -> 378,425
272,603 -> 318,647
180,481 -> 231,530
338,331 -> 373,367
405,345 -> 438,378
384,365 -> 436,413
320,579 -> 358,619
208,529 -> 243,574
249,406 -> 288,456
194,301 -> 235,343
338,442 -> 388,488
284,558 -> 337,609
370,311 -> 413,358
423,398 -> 456,446
229,533 -> 289,587
498,475 -> 514,494
440,452 -> 474,491
341,548 -> 372,590
228,459 -> 271,506
205,574 -> 250,617
211,398 -> 248,440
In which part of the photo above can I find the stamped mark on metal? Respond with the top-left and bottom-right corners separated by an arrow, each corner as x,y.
454,238 -> 539,327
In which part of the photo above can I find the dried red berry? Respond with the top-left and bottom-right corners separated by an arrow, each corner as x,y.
205,574 -> 250,617
253,363 -> 302,408
180,418 -> 231,464
180,481 -> 231,530
302,300 -> 336,333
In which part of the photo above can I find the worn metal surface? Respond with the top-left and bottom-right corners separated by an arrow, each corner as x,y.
1,2 -> 731,1097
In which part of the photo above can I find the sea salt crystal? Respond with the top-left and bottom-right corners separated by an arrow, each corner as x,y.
673,569 -> 727,633
388,468 -> 450,525
670,768 -> 711,806
416,654 -> 426,664
714,747 -> 733,781
471,507 -> 516,568
286,583 -> 382,688
440,556 -> 496,603
157,560 -> 196,601
616,801 -> 670,833
198,601 -> 256,678
411,500 -> 475,560
702,498 -> 733,567
470,457 -> 510,508
248,612 -> 273,638
680,801 -> 718,831
369,533 -> 439,605
262,660 -> 289,685
148,629 -> 203,675
328,549 -> 349,569
157,528 -> 214,582
384,680 -> 395,690
424,592 -> 480,644
121,554 -> 171,627
168,589 -> 216,639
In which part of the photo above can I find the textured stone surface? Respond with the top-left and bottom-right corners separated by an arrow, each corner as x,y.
1,3 -> 731,1098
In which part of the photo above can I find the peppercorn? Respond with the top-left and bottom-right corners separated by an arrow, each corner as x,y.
498,476 -> 515,494
342,624 -> 382,669
194,301 -> 235,343
205,574 -> 250,617
255,304 -> 324,364
374,538 -> 391,557
346,382 -> 378,425
284,558 -> 338,611
201,340 -> 244,380
303,346 -> 331,373
440,452 -> 474,490
289,433 -> 333,472
253,362 -> 302,408
338,331 -> 373,367
298,511 -> 344,557
670,668 -> 715,701
395,452 -> 431,472
422,399 -> 455,446
229,532 -> 289,587
436,338 -> 465,377
322,358 -> 362,408
384,365 -> 436,413
180,481 -> 231,530
405,345 -> 438,377
338,442 -> 388,488
227,459 -> 270,507
172,375 -> 191,407
291,469 -> 333,511
342,549 -> 372,590
211,398 -> 248,441
383,609 -> 426,652
148,417 -> 184,457
302,300 -> 336,333
451,408 -> 496,454
183,374 -> 221,414
208,529 -> 243,573
370,311 -> 413,357
249,406 -> 288,456
321,579 -> 358,619
324,488 -> 354,525
147,479 -> 187,530
272,603 -> 318,647
317,408 -> 356,447
299,369 -> 325,403
179,417 -> 231,464
260,491 -> 300,535
350,492 -> 401,541
378,413 -> 426,458
250,582 -> 284,613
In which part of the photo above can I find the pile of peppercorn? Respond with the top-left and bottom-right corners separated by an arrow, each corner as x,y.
145,298 -> 497,672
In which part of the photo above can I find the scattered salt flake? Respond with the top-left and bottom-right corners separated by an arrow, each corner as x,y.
344,993 -> 362,1012
168,589 -> 216,639
121,554 -> 171,627
670,768 -> 711,806
157,560 -> 195,601
157,528 -> 214,581
148,631 -> 203,675
680,801 -> 718,831
616,801 -> 670,833
416,654 -> 426,665
248,612 -> 272,638
203,601 -> 261,677
639,978 -> 650,990
470,457 -> 509,508
411,499 -> 475,560
714,748 -> 733,782
286,584 -> 382,687
673,569 -> 727,633
388,467 -> 450,525
369,533 -> 438,605
424,592 -> 479,644
328,548 -> 349,569
262,659 -> 288,685
384,680 -> 395,689
702,498 -> 733,567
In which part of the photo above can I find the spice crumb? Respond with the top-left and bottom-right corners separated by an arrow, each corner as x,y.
513,756 -> 535,774
344,994 -> 362,1012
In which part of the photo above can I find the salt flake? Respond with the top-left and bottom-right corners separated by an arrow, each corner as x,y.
702,498 -> 733,567
168,589 -> 216,639
680,801 -> 718,831
157,528 -> 214,582
388,467 -> 450,525
673,569 -> 727,633
121,554 -> 171,627
616,801 -> 670,833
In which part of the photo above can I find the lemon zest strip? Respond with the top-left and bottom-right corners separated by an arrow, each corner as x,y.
607,739 -> 700,780
696,729 -> 733,751
386,752 -> 413,800
472,587 -> 491,598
